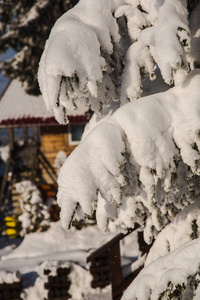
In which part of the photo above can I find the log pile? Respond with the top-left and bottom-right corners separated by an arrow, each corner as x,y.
0,282 -> 22,299
44,267 -> 71,300
0,271 -> 22,300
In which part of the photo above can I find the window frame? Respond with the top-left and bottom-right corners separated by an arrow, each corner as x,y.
68,123 -> 85,145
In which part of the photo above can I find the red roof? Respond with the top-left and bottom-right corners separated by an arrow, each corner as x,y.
0,80 -> 90,128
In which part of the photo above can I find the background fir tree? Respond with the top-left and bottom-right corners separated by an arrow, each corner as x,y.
0,0 -> 78,95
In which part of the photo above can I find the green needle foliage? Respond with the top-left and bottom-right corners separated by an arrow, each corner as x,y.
0,0 -> 78,95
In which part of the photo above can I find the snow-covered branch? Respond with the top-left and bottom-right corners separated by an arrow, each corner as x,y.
122,236 -> 200,300
36,0 -> 200,297
37,0 -> 200,242
38,0 -> 193,123
57,70 -> 200,242
38,0 -> 123,123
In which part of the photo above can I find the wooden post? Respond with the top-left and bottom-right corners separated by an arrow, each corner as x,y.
33,126 -> 39,145
8,128 -> 14,152
0,128 -> 14,206
23,127 -> 28,145
0,157 -> 11,206
109,243 -> 123,300
31,126 -> 39,181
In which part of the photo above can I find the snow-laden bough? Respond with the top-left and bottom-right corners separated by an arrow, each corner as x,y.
57,70 -> 200,242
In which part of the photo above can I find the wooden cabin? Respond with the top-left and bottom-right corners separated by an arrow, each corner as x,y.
0,80 -> 90,211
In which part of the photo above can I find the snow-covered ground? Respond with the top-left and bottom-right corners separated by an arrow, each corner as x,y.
0,221 -> 140,299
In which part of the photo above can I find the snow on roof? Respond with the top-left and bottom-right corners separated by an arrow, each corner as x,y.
0,80 -> 90,127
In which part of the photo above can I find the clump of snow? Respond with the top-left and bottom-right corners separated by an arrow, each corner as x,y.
115,0 -> 191,99
57,120 -> 126,230
0,270 -> 21,284
0,145 -> 9,162
69,263 -> 93,299
20,274 -> 47,300
119,40 -> 155,104
54,150 -> 66,173
145,197 -> 200,266
122,238 -> 200,300
38,0 -> 123,124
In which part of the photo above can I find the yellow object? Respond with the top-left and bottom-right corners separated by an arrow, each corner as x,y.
4,216 -> 19,238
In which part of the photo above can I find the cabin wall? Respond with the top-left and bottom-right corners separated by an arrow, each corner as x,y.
0,125 -> 83,186
40,125 -> 76,166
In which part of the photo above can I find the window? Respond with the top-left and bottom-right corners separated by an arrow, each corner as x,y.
14,127 -> 40,145
0,129 -> 9,146
68,124 -> 85,145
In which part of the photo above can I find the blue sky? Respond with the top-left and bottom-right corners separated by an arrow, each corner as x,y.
0,48 -> 15,96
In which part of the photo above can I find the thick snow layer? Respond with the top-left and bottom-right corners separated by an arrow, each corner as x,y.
36,1 -> 200,297
145,198 -> 200,266
38,0 -> 193,121
0,223 -> 139,300
38,0 -> 123,123
54,150 -> 66,173
0,270 -> 21,284
57,69 -> 200,242
122,237 -> 200,300
1,221 -> 139,269
1,221 -> 115,262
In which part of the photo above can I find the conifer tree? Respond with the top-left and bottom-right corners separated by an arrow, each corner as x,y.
38,0 -> 200,298
0,0 -> 78,95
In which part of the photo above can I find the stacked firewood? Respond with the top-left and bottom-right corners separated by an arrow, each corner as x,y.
44,267 -> 71,300
15,181 -> 51,236
0,271 -> 22,300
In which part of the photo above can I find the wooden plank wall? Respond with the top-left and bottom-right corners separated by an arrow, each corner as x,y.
40,126 -> 75,164
39,126 -> 76,183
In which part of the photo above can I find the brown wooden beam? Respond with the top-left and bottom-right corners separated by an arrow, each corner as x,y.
23,127 -> 28,145
0,129 -> 14,206
113,265 -> 144,298
0,157 -> 11,206
109,242 -> 123,300
31,126 -> 39,181
87,225 -> 140,263
8,128 -> 14,152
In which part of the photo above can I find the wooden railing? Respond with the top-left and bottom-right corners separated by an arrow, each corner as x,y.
38,150 -> 57,184
0,156 -> 12,207
0,128 -> 14,208
87,224 -> 150,300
